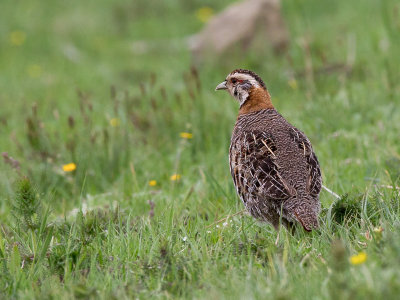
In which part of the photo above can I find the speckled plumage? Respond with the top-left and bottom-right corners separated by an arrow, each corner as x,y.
217,69 -> 322,231
230,109 -> 321,231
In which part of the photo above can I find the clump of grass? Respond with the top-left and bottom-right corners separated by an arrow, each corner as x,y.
331,191 -> 384,227
331,192 -> 364,225
25,104 -> 53,161
12,177 -> 41,231
48,207 -> 122,281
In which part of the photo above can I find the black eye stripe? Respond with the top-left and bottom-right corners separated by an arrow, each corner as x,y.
231,78 -> 251,84
229,69 -> 267,89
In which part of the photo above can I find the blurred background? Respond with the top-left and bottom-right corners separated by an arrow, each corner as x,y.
1,0 -> 400,298
1,0 -> 397,105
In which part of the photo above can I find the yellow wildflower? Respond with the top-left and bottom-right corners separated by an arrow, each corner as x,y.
373,226 -> 383,233
27,64 -> 42,78
196,7 -> 214,23
10,31 -> 26,46
149,180 -> 157,186
288,78 -> 298,90
62,163 -> 77,172
110,118 -> 120,127
350,252 -> 367,265
180,132 -> 193,139
170,174 -> 181,181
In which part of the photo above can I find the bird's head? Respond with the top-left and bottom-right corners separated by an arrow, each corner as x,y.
215,69 -> 273,113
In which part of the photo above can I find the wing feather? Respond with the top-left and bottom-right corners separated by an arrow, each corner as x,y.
289,128 -> 322,196
230,130 -> 291,203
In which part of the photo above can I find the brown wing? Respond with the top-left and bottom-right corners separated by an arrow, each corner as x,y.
230,130 -> 292,204
289,128 -> 322,196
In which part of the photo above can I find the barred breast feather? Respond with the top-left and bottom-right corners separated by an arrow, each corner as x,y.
229,108 -> 322,231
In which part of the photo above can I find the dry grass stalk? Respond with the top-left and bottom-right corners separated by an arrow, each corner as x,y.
322,185 -> 340,199
206,209 -> 246,228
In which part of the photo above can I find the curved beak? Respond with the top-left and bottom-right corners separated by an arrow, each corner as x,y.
215,81 -> 227,91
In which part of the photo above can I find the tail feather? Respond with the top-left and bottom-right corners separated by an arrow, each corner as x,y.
284,196 -> 320,231
294,210 -> 318,231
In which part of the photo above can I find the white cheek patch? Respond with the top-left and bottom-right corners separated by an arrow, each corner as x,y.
228,73 -> 260,106
231,85 -> 250,106
237,88 -> 249,106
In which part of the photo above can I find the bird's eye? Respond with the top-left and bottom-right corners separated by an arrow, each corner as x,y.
231,78 -> 237,84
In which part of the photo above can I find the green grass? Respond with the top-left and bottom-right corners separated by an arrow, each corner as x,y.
1,0 -> 400,298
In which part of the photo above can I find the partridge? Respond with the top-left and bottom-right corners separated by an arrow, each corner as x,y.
216,69 -> 322,231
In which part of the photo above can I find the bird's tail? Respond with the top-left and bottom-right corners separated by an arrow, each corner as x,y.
285,196 -> 320,231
